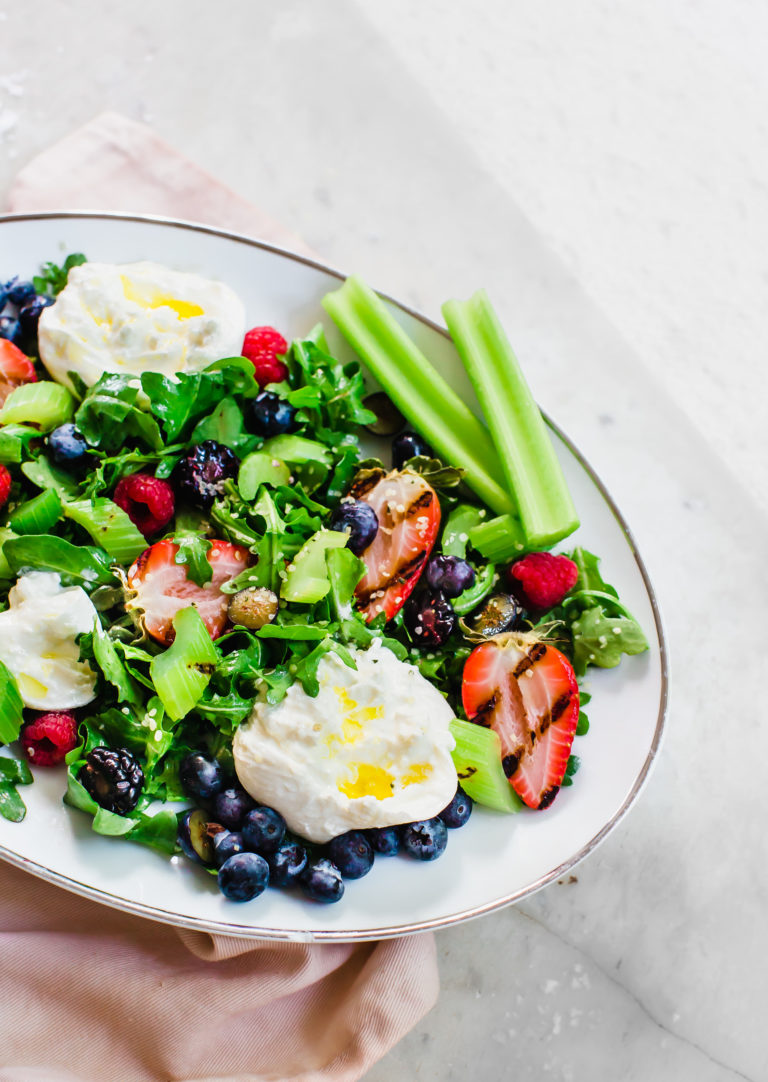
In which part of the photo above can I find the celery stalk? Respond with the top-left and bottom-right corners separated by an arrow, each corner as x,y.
64,499 -> 147,564
0,382 -> 75,431
443,291 -> 579,548
322,276 -> 515,516
150,606 -> 218,721
468,514 -> 527,563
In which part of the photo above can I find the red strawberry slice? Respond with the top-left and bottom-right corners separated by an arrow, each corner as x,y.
125,538 -> 250,646
462,635 -> 578,810
352,468 -> 441,622
0,340 -> 36,406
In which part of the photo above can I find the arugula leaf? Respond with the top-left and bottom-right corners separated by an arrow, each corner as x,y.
0,756 -> 33,786
570,606 -> 649,676
172,514 -> 213,587
190,397 -> 257,455
289,334 -> 376,439
141,359 -> 257,443
569,546 -> 619,597
91,625 -> 145,707
0,660 -> 24,744
33,253 -> 87,296
401,455 -> 463,490
22,455 -> 82,499
3,535 -> 117,588
293,638 -> 357,697
75,374 -> 163,452
0,783 -> 26,822
125,808 -> 178,854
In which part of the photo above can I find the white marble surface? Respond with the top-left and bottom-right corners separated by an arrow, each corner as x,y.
1,3 -> 767,1080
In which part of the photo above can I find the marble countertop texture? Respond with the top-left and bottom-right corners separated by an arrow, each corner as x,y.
1,2 -> 766,1080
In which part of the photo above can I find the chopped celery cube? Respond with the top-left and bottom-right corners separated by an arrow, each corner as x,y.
150,606 -> 218,721
0,382 -> 75,431
468,514 -> 528,563
282,529 -> 350,603
450,718 -> 522,813
64,499 -> 147,564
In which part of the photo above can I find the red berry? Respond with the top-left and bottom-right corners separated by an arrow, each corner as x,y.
241,326 -> 289,387
508,551 -> 579,611
0,339 -> 36,407
21,711 -> 79,767
113,473 -> 175,538
0,464 -> 11,509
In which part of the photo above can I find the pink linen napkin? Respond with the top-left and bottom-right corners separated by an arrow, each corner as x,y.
0,112 -> 439,1082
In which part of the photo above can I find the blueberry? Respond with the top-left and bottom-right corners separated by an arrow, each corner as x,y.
6,278 -> 36,307
173,440 -> 239,509
300,857 -> 345,904
0,283 -> 8,311
177,809 -> 225,866
47,424 -> 89,470
267,840 -> 308,887
327,830 -> 374,880
439,786 -> 473,829
18,294 -> 54,336
367,826 -> 402,856
403,590 -> 457,647
218,851 -> 270,902
178,752 -> 226,801
402,817 -> 448,861
425,555 -> 476,598
392,431 -> 432,470
212,787 -> 256,830
469,593 -> 527,636
242,806 -> 286,855
249,391 -> 295,437
328,500 -> 379,556
0,315 -> 22,344
212,830 -> 246,868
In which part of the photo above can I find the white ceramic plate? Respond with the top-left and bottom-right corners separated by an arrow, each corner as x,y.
0,212 -> 667,941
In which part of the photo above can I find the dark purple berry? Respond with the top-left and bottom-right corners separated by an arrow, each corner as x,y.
363,391 -> 405,436
469,593 -> 527,636
178,809 -> 225,866
402,817 -> 448,861
439,786 -> 473,829
212,830 -> 246,868
173,441 -> 239,509
18,294 -> 54,336
6,278 -> 36,307
367,826 -> 402,856
242,806 -> 286,855
328,500 -> 379,555
249,391 -> 295,437
403,590 -> 457,647
218,851 -> 269,902
267,841 -> 308,887
300,857 -> 345,903
179,752 -> 225,801
0,315 -> 22,345
212,787 -> 256,830
425,555 -> 476,598
392,431 -> 432,470
327,830 -> 374,879
47,424 -> 89,470
78,746 -> 144,815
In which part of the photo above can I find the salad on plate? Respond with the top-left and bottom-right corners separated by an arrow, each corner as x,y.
0,254 -> 648,906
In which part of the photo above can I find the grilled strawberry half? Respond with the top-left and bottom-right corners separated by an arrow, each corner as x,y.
0,339 -> 36,406
351,468 -> 441,622
125,538 -> 250,646
462,635 -> 578,810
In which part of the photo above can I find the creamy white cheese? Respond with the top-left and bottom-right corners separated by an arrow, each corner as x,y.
233,639 -> 457,843
38,261 -> 246,389
0,571 -> 98,710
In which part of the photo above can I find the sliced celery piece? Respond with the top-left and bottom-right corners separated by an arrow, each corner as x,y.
64,499 -> 147,564
150,606 -> 218,721
322,276 -> 514,516
8,488 -> 63,535
450,718 -> 522,813
0,660 -> 24,744
260,434 -> 332,493
0,382 -> 75,431
443,291 -> 578,548
468,513 -> 528,563
282,529 -> 350,604
238,451 -> 291,500
0,432 -> 22,464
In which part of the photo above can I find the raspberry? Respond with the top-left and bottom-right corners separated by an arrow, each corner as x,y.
20,712 -> 79,767
508,551 -> 579,611
241,326 -> 289,387
0,464 -> 11,509
113,472 -> 175,538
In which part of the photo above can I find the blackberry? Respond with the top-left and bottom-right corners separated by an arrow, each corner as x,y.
403,589 -> 457,647
173,440 -> 239,509
79,746 -> 144,815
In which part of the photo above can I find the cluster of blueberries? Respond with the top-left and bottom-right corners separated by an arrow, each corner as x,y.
177,752 -> 473,904
0,276 -> 53,347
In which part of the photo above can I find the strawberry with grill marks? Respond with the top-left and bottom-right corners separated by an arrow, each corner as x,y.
462,634 -> 579,810
352,468 -> 441,622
